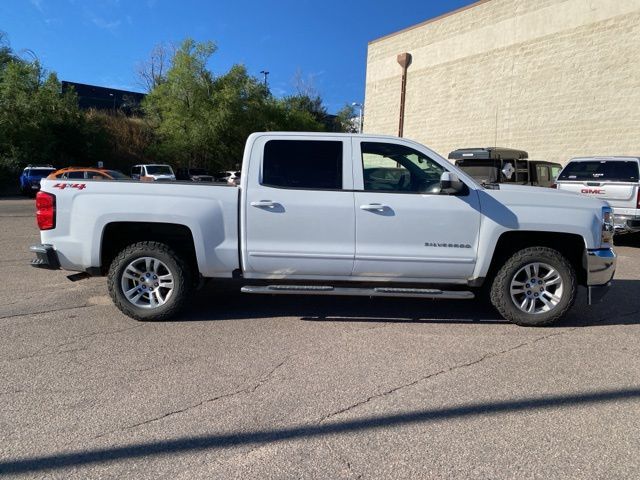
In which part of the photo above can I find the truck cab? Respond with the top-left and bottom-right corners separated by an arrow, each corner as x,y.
449,147 -> 561,188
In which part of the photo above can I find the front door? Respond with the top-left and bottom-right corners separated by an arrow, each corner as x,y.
243,136 -> 355,277
353,140 -> 481,281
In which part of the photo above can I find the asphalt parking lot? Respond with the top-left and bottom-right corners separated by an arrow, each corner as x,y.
1,197 -> 639,479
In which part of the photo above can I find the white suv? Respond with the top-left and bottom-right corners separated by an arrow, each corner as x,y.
556,156 -> 640,233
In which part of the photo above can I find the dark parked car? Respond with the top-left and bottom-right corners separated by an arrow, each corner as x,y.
448,147 -> 562,187
176,167 -> 213,182
19,165 -> 56,196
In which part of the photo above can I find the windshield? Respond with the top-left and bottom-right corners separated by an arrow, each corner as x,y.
26,168 -> 54,177
145,165 -> 173,175
558,160 -> 639,182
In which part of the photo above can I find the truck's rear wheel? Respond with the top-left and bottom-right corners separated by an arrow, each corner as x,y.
490,247 -> 576,326
107,241 -> 191,321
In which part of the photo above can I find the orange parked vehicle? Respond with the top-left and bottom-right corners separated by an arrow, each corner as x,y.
47,167 -> 130,180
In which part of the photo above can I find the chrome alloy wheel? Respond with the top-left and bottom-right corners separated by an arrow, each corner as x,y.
509,262 -> 564,315
120,257 -> 174,309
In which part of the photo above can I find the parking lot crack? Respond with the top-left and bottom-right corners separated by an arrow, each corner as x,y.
95,358 -> 288,438
0,304 -> 91,321
320,329 -> 575,422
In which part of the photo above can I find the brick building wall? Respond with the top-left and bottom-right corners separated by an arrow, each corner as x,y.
364,0 -> 640,164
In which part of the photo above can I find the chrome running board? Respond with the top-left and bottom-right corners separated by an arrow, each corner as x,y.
240,285 -> 474,300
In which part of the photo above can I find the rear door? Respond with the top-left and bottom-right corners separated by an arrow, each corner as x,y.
352,139 -> 481,280
243,135 -> 355,277
557,159 -> 639,208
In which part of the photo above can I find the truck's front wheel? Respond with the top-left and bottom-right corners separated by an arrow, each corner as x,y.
490,247 -> 576,326
107,241 -> 191,321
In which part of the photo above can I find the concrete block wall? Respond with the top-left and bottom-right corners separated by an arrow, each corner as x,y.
364,0 -> 640,164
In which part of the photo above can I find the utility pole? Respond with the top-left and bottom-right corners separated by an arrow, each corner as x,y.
396,53 -> 412,137
260,70 -> 270,88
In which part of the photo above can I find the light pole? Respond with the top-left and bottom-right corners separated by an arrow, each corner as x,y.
109,92 -> 116,110
260,70 -> 270,88
351,102 -> 364,133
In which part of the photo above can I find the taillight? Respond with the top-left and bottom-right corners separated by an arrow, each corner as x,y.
637,189 -> 640,209
35,191 -> 56,230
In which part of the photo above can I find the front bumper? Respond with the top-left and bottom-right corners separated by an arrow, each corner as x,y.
585,248 -> 616,305
30,244 -> 60,270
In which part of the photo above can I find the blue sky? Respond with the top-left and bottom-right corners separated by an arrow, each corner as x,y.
2,0 -> 476,113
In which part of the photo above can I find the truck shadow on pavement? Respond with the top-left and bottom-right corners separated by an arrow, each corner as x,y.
180,279 -> 640,328
2,387 -> 640,475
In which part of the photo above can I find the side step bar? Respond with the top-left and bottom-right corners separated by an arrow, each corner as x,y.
240,285 -> 474,300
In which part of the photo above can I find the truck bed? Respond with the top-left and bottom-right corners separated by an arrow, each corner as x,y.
39,179 -> 240,277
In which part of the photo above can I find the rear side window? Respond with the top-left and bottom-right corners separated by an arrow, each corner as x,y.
262,140 -> 342,190
66,171 -> 85,179
559,161 -> 639,182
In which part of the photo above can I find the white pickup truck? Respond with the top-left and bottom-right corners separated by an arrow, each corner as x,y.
555,156 -> 640,234
30,133 -> 616,326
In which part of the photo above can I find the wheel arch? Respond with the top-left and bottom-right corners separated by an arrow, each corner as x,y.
482,231 -> 587,287
100,222 -> 199,278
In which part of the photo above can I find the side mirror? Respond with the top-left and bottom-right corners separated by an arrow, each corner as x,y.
440,172 -> 464,194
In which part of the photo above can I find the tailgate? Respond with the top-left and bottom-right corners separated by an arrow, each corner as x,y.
557,181 -> 638,208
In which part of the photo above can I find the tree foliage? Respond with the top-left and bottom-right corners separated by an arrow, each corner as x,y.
142,38 -> 339,171
0,37 -> 85,183
0,35 -> 354,189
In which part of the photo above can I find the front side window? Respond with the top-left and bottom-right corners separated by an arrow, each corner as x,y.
262,140 -> 342,190
361,142 -> 445,193
66,171 -> 85,179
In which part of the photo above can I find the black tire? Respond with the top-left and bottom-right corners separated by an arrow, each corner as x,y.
490,247 -> 576,327
107,241 -> 191,321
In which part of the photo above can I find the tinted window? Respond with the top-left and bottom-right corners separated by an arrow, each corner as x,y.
146,165 -> 173,175
66,171 -> 85,179
559,161 -> 639,182
263,140 -> 342,189
27,169 -> 54,177
361,142 -> 445,193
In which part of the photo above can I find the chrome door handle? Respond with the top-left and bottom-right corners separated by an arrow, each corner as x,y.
360,203 -> 389,211
250,200 -> 276,208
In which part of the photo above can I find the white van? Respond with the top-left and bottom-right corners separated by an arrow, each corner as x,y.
131,164 -> 176,182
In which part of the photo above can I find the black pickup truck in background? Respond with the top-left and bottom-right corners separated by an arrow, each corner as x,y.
448,147 -> 562,188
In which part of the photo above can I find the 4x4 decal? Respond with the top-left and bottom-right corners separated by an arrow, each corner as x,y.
53,183 -> 86,190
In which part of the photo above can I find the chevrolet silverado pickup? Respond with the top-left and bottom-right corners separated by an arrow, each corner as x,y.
30,133 -> 616,326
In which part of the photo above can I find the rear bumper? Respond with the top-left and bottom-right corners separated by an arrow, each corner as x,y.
585,248 -> 616,305
612,213 -> 640,234
30,244 -> 60,270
